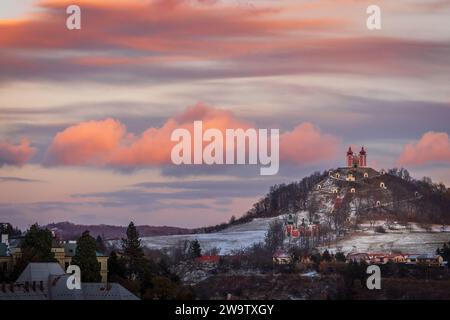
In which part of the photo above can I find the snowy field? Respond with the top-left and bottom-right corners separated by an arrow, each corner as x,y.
109,216 -> 282,255
108,216 -> 450,255
322,230 -> 450,254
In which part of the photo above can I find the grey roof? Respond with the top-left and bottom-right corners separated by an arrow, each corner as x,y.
0,284 -> 48,300
48,275 -> 139,300
16,263 -> 65,283
1,262 -> 139,300
0,278 -> 139,300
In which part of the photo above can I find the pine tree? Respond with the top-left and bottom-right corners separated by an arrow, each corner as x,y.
322,249 -> 332,262
122,221 -> 145,279
188,239 -> 202,259
71,230 -> 101,282
335,252 -> 346,262
96,235 -> 106,254
13,224 -> 56,278
108,250 -> 126,281
20,224 -> 56,262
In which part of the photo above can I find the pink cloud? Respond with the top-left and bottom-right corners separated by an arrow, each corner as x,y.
45,104 -> 251,167
280,123 -> 339,165
45,118 -> 127,165
45,104 -> 339,168
399,131 -> 450,166
0,139 -> 35,166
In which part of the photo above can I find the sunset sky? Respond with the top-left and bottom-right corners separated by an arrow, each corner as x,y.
1,0 -> 450,229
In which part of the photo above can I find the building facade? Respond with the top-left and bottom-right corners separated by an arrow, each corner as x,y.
346,146 -> 367,168
0,235 -> 108,283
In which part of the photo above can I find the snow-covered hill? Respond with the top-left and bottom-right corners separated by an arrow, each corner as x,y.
321,226 -> 450,254
108,214 -> 450,256
109,216 -> 283,255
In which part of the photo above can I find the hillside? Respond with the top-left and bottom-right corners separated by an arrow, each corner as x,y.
45,221 -> 193,240
308,167 -> 450,229
199,167 -> 450,233
46,167 -> 450,242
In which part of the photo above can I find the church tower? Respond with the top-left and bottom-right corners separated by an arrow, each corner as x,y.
346,146 -> 353,167
359,146 -> 367,167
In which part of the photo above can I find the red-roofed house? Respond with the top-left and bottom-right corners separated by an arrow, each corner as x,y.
195,255 -> 220,265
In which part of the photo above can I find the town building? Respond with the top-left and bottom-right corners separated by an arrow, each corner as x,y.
345,251 -> 445,267
346,253 -> 370,263
416,254 -> 444,267
0,262 -> 138,300
273,249 -> 292,264
0,234 -> 108,283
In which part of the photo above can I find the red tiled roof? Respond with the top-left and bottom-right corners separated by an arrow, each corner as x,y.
196,255 -> 220,263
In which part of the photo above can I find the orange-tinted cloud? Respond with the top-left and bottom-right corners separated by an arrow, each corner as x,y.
45,104 -> 251,166
0,0 -> 352,83
45,104 -> 338,167
280,123 -> 339,164
1,0 -> 447,84
45,118 -> 127,165
0,139 -> 35,166
0,0 -> 343,54
399,131 -> 450,166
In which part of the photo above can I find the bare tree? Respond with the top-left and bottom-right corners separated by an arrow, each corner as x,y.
265,220 -> 285,253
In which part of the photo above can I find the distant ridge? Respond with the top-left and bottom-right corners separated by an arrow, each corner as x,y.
45,221 -> 193,240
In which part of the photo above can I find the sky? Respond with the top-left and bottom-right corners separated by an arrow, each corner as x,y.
1,0 -> 450,229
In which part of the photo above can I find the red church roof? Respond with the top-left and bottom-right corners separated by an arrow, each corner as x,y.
359,146 -> 366,155
347,146 -> 353,155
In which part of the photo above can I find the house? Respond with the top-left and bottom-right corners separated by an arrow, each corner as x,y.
346,253 -> 369,263
388,253 -> 406,263
368,253 -> 389,265
0,262 -> 138,300
195,255 -> 220,265
273,250 -> 292,265
298,256 -> 312,265
416,254 -> 444,267
404,254 -> 420,265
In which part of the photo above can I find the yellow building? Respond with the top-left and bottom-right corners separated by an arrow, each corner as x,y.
1,237 -> 108,283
